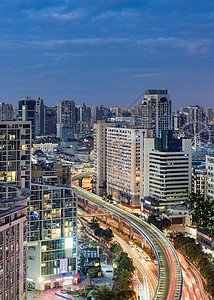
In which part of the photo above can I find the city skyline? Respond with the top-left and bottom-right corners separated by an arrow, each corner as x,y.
0,0 -> 214,109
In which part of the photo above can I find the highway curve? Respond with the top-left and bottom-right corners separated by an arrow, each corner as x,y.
72,174 -> 183,300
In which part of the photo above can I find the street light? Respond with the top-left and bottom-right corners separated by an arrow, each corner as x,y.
39,277 -> 44,299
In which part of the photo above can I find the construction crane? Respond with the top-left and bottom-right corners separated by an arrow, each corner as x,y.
126,91 -> 145,110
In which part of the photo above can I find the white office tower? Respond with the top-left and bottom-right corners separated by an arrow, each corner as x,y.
143,130 -> 191,214
142,89 -> 172,137
93,121 -> 115,196
106,126 -> 147,207
206,155 -> 214,200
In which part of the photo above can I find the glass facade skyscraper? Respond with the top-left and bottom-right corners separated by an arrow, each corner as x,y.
27,183 -> 78,290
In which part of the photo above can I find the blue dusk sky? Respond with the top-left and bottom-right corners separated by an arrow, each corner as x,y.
0,0 -> 214,109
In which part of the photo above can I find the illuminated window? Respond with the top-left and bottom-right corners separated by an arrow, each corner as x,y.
9,135 -> 16,140
0,135 -> 5,140
41,245 -> 47,252
7,171 -> 16,182
65,237 -> 73,249
21,145 -> 30,150
51,229 -> 61,239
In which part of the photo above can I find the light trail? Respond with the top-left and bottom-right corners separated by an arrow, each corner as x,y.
78,208 -> 157,299
177,252 -> 210,300
72,173 -> 183,300
114,233 -> 158,300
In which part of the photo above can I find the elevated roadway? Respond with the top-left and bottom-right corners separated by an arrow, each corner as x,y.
72,174 -> 183,300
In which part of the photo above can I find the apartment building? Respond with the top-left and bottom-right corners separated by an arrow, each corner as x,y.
0,121 -> 31,198
0,184 -> 30,300
32,163 -> 71,186
106,126 -> 147,206
93,121 -> 115,196
192,168 -> 207,196
206,155 -> 214,200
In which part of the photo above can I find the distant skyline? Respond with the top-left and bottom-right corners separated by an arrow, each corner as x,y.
0,0 -> 214,109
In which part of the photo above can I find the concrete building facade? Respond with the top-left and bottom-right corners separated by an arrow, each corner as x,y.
143,131 -> 192,214
0,121 -> 31,198
0,185 -> 30,300
57,100 -> 75,139
106,126 -> 147,206
93,121 -> 115,196
192,168 -> 207,196
206,155 -> 214,200
142,89 -> 171,137
0,103 -> 14,121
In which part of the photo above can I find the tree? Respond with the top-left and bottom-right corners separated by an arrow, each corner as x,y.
110,242 -> 123,254
148,215 -> 158,227
103,228 -> 114,243
185,192 -> 214,236
115,290 -> 136,300
159,218 -> 171,230
173,234 -> 214,299
87,268 -> 96,285
148,215 -> 171,231
94,227 -> 104,239
79,252 -> 86,272
89,218 -> 100,231
119,269 -> 133,290
113,252 -> 135,277
91,285 -> 115,300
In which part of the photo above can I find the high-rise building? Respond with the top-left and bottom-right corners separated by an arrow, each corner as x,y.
110,105 -> 120,117
91,105 -> 110,128
0,103 -> 14,121
18,97 -> 44,138
0,184 -> 30,300
142,89 -> 172,137
34,97 -> 45,136
205,108 -> 214,124
75,103 -> 91,137
79,103 -> 91,130
57,100 -> 75,139
44,106 -> 57,136
206,155 -> 214,200
0,121 -> 31,197
31,163 -> 71,186
134,103 -> 142,117
106,126 -> 147,206
27,183 -> 78,290
143,130 -> 192,214
192,168 -> 207,197
93,121 -> 115,196
172,111 -> 188,131
186,105 -> 207,135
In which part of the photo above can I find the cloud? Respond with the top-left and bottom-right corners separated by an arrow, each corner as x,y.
135,37 -> 213,56
45,11 -> 81,20
30,37 -> 131,47
134,73 -> 163,78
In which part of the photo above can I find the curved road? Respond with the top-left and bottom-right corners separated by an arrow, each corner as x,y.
72,174 -> 183,300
